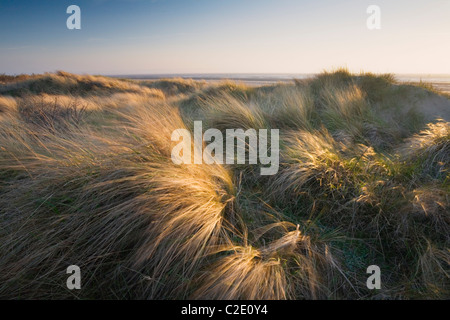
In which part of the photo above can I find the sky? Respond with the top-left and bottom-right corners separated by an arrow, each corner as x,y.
0,0 -> 449,75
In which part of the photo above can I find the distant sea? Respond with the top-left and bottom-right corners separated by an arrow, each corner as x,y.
116,73 -> 450,93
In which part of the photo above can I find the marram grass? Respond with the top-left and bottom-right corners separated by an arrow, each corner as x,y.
0,70 -> 448,299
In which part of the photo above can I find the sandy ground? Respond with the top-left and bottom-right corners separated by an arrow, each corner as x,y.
413,92 -> 450,122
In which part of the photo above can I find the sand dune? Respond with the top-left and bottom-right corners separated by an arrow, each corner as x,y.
0,70 -> 448,299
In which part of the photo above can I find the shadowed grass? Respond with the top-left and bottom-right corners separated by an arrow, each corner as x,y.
0,69 -> 448,299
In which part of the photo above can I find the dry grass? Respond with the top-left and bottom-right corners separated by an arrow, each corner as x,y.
0,70 -> 448,299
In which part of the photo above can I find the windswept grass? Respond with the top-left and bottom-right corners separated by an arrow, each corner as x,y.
0,69 -> 448,299
140,77 -> 204,96
0,71 -> 165,98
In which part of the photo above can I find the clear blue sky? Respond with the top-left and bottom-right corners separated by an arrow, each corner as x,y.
1,0 -> 449,75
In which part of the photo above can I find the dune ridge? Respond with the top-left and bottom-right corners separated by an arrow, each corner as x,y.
0,69 -> 448,299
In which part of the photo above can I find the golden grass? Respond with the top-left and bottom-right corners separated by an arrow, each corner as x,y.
0,70 -> 448,299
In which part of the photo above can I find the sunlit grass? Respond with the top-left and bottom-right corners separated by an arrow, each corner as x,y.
0,69 -> 448,299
